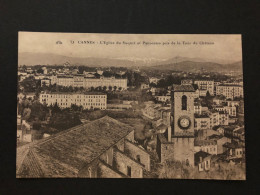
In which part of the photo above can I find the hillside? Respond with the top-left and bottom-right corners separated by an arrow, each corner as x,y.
147,60 -> 243,72
18,52 -> 242,72
18,52 -> 138,67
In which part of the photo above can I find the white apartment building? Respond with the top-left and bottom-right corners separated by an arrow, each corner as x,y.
213,105 -> 237,117
194,103 -> 202,114
216,84 -> 243,100
40,92 -> 107,110
155,96 -> 171,103
194,80 -> 214,95
50,75 -> 127,90
195,116 -> 211,130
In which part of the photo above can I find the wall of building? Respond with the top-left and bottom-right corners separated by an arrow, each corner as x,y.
78,159 -> 99,178
124,140 -> 150,171
113,149 -> 143,178
217,137 -> 231,154
171,137 -> 194,166
126,131 -> 135,143
115,138 -> 125,153
52,75 -> 128,90
97,161 -> 124,178
160,143 -> 175,163
99,147 -> 114,167
40,93 -> 107,110
194,144 -> 217,155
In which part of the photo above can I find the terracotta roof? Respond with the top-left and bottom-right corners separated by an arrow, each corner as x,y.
16,116 -> 134,178
173,84 -> 195,92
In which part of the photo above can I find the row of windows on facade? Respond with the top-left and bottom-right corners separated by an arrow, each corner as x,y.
48,102 -> 106,106
41,95 -> 106,98
42,98 -> 105,103
201,147 -> 216,153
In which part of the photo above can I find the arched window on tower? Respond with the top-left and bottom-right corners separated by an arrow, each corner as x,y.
182,95 -> 187,110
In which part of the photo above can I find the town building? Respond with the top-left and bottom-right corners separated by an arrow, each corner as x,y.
181,79 -> 193,85
194,80 -> 214,95
223,142 -> 245,159
155,95 -> 171,103
194,151 -> 212,172
16,116 -> 151,178
194,102 -> 202,114
213,105 -> 237,117
50,75 -> 127,90
157,84 -> 195,166
140,83 -> 150,90
194,140 -> 218,155
213,96 -> 225,105
218,111 -> 229,125
216,84 -> 243,100
195,89 -> 208,97
41,78 -> 51,87
208,134 -> 231,154
39,92 -> 107,110
194,114 -> 211,130
149,77 -> 160,85
209,111 -> 220,128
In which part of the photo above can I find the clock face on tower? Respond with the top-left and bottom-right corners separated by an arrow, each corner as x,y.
178,116 -> 191,130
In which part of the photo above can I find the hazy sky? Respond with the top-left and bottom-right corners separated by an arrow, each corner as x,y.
18,32 -> 242,61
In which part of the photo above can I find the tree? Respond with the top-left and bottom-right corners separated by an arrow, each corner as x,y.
113,86 -> 117,91
52,102 -> 61,114
109,86 -> 113,91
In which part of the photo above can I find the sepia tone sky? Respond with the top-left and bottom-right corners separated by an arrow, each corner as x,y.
18,32 -> 242,62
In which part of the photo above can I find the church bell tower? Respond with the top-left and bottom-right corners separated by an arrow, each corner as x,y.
171,84 -> 195,166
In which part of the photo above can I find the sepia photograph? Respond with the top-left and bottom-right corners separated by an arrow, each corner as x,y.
16,32 -> 245,179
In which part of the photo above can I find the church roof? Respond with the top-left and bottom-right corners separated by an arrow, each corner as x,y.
173,84 -> 195,92
16,116 -> 134,178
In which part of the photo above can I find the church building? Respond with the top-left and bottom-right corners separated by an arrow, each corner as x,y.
157,84 -> 195,166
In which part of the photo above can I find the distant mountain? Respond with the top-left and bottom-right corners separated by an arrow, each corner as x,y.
18,52 -> 138,67
147,60 -> 243,72
18,52 -> 242,72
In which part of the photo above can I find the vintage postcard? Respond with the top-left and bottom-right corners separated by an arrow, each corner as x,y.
17,32 -> 245,179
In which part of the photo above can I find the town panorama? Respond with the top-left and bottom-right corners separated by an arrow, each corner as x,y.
16,33 -> 245,180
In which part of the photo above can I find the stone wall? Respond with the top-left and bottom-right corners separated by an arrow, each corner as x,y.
116,138 -> 125,152
78,159 -> 99,178
160,143 -> 174,163
157,134 -> 174,163
124,140 -> 150,171
113,148 -> 144,178
99,147 -> 114,166
97,160 -> 124,178
126,131 -> 135,142
172,137 -> 194,166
